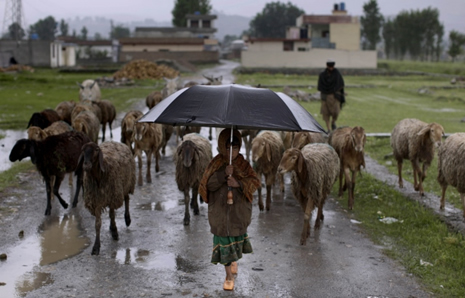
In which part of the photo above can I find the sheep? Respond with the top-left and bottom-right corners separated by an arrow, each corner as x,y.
27,109 -> 61,129
71,101 -> 102,124
9,131 -> 91,215
72,110 -> 100,144
282,131 -> 295,150
240,129 -> 258,162
78,79 -> 101,102
251,130 -> 285,211
27,121 -> 73,141
437,133 -> 465,218
175,126 -> 201,144
202,74 -> 223,85
183,81 -> 198,88
146,90 -> 163,109
133,122 -> 164,186
390,118 -> 445,196
291,131 -> 328,149
174,133 -> 212,225
77,141 -> 136,255
55,100 -> 76,124
121,110 -> 143,153
95,100 -> 116,142
328,126 -> 366,210
277,144 -> 339,245
161,77 -> 179,99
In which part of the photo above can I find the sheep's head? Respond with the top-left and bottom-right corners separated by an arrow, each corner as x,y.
350,126 -> 366,153
178,140 -> 197,168
292,132 -> 310,150
203,74 -> 222,85
251,139 -> 271,162
278,148 -> 303,174
418,122 -> 445,148
133,122 -> 148,142
78,81 -> 98,102
163,77 -> 179,96
9,139 -> 32,162
27,126 -> 47,141
78,142 -> 105,172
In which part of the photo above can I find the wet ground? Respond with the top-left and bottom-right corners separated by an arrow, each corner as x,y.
0,60 -> 437,297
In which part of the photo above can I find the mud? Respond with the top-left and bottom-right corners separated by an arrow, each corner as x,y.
0,60 -> 436,298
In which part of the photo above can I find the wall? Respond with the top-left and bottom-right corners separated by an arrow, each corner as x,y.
330,22 -> 360,51
0,40 -> 51,67
241,48 -> 377,69
121,44 -> 204,52
119,51 -> 219,63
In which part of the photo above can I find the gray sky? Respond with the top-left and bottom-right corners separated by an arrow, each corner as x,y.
1,0 -> 464,32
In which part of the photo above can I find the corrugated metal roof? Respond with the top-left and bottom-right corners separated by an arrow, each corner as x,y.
118,37 -> 205,45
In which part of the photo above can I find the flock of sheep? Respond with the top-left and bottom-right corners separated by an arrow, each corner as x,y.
7,75 -> 465,255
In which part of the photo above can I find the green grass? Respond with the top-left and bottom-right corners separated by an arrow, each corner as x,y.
0,161 -> 35,193
334,174 -> 465,297
378,59 -> 465,76
0,69 -> 163,129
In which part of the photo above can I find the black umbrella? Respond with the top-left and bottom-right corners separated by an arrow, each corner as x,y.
139,84 -> 325,205
138,84 -> 325,133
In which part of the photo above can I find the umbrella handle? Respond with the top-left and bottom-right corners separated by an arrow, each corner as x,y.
227,186 -> 233,205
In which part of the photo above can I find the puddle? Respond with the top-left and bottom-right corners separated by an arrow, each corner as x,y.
113,248 -> 176,270
0,214 -> 89,297
136,200 -> 179,211
0,129 -> 27,172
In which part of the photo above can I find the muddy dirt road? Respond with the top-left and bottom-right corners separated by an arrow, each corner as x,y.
0,61 -> 429,298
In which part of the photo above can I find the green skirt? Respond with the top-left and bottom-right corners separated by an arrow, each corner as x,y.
211,233 -> 253,265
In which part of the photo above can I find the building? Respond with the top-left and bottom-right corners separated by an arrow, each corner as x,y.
241,3 -> 377,69
50,40 -> 77,68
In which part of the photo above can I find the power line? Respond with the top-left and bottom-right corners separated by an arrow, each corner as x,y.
2,0 -> 26,41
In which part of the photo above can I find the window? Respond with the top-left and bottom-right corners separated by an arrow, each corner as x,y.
283,41 -> 294,51
203,20 -> 211,28
191,20 -> 199,28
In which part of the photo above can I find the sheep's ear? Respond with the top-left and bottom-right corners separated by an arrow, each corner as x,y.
417,126 -> 430,137
266,143 -> 272,162
29,141 -> 37,165
90,81 -> 96,89
98,149 -> 105,172
76,82 -> 84,89
297,153 -> 304,173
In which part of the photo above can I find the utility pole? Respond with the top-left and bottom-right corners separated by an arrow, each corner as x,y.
2,0 -> 26,43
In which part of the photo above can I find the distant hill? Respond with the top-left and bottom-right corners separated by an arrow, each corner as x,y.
65,11 -> 251,42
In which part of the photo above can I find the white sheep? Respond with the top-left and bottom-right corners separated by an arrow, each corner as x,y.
390,118 -> 444,196
174,133 -> 212,225
437,133 -> 465,218
78,141 -> 136,255
78,79 -> 101,102
278,144 -> 339,245
252,130 -> 285,211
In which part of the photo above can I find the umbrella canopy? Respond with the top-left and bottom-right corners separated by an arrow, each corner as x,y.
138,84 -> 325,133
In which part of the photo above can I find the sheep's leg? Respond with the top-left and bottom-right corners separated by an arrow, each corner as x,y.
72,170 -> 83,208
192,187 -> 200,215
439,184 -> 448,210
109,208 -> 119,240
136,150 -> 143,186
109,122 -> 113,139
208,127 -> 212,141
45,177 -> 53,216
52,175 -> 69,210
101,123 -> 106,142
155,150 -> 160,173
124,194 -> 131,227
411,160 -> 422,193
301,198 -> 314,245
396,160 -> 403,188
279,173 -> 285,193
338,166 -> 344,198
183,188 -> 191,226
146,150 -> 152,183
265,184 -> 272,211
92,210 -> 102,255
348,170 -> 356,210
257,185 -> 264,211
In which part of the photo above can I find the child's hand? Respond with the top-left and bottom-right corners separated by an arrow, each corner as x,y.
227,176 -> 240,188
225,165 -> 234,176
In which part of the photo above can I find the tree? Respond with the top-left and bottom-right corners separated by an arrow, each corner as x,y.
81,26 -> 88,40
448,30 -> 465,62
59,19 -> 69,36
172,0 -> 212,27
29,16 -> 57,40
94,32 -> 103,40
222,34 -> 239,47
248,2 -> 304,38
110,21 -> 130,39
360,0 -> 383,50
382,19 -> 394,59
8,22 -> 25,40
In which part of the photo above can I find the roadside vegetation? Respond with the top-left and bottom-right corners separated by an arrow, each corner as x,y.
1,61 -> 465,296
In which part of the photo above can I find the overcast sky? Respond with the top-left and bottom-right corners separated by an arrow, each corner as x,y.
1,0 -> 464,32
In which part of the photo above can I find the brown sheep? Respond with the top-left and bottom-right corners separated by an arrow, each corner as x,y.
183,81 -> 198,88
437,133 -> 465,218
291,131 -> 328,149
121,110 -> 143,153
174,133 -> 212,225
240,129 -> 258,162
27,121 -> 73,141
282,131 -> 295,150
133,122 -> 164,186
27,109 -> 61,129
328,126 -> 366,210
95,100 -> 116,142
277,144 -> 339,245
251,130 -> 285,211
391,118 -> 445,196
55,101 -> 76,124
175,126 -> 201,144
71,102 -> 102,124
146,90 -> 163,109
72,111 -> 100,144
77,142 -> 136,255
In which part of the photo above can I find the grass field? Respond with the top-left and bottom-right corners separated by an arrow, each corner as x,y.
2,61 -> 465,296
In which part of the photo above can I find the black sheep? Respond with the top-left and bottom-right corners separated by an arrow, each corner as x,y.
27,109 -> 61,129
9,131 -> 92,215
